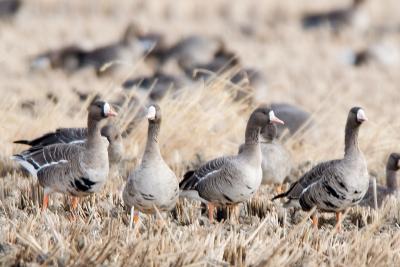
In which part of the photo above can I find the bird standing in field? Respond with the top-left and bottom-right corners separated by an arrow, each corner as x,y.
273,107 -> 369,230
360,153 -> 400,208
12,101 -> 117,214
123,105 -> 179,224
180,106 -> 284,223
239,117 -> 292,193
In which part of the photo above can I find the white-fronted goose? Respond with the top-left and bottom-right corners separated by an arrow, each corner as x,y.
167,35 -> 221,68
301,0 -> 367,31
14,124 -> 124,165
123,105 -> 179,223
30,23 -> 153,75
273,107 -> 369,230
271,103 -> 313,139
360,153 -> 400,208
239,119 -> 292,191
0,0 -> 21,19
180,44 -> 240,81
12,101 -> 117,212
122,71 -> 186,101
180,106 -> 284,222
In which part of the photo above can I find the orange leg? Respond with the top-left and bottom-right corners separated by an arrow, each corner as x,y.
42,194 -> 49,212
275,184 -> 283,194
312,213 -> 318,229
71,197 -> 79,210
133,211 -> 140,224
335,211 -> 342,232
208,203 -> 215,223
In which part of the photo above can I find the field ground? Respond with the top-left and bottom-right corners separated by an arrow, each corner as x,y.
1,0 -> 400,266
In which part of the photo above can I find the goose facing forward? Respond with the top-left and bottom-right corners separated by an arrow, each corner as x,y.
360,153 -> 400,208
13,124 -> 124,165
273,107 -> 369,230
180,106 -> 284,222
239,119 -> 292,191
12,101 -> 117,212
123,105 -> 179,223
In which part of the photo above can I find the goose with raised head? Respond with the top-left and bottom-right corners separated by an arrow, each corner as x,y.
270,103 -> 313,139
180,106 -> 284,222
123,105 -> 179,223
360,153 -> 400,208
14,124 -> 124,165
239,118 -> 292,192
272,107 -> 369,230
12,101 -> 117,212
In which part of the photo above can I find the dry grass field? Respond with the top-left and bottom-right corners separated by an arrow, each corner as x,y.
1,0 -> 400,266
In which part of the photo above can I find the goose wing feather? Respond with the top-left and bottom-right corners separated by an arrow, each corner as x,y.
14,128 -> 87,146
273,159 -> 341,201
179,156 -> 233,190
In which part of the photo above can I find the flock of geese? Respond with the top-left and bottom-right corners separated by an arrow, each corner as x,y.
4,0 -> 400,231
10,99 -> 400,231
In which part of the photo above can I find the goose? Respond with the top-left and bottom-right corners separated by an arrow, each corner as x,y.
179,44 -> 240,81
167,35 -> 221,69
122,71 -> 186,101
11,101 -> 117,212
123,104 -> 179,223
360,153 -> 400,208
271,103 -> 313,139
180,106 -> 284,222
30,23 -> 153,75
238,118 -> 292,192
0,0 -> 21,19
301,0 -> 367,31
13,124 -> 124,165
272,107 -> 369,230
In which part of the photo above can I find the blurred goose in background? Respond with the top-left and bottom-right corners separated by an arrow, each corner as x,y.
12,101 -> 117,213
0,0 -> 21,19
123,105 -> 179,224
360,153 -> 400,208
165,35 -> 221,68
122,71 -> 187,101
301,0 -> 368,32
239,117 -> 292,192
30,23 -> 156,75
14,124 -> 124,165
180,106 -> 284,223
340,43 -> 400,67
180,44 -> 240,81
271,103 -> 313,139
273,107 -> 369,230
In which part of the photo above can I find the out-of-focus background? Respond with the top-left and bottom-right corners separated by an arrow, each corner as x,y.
1,0 -> 400,266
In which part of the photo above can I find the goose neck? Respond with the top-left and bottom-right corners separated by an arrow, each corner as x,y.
87,116 -> 103,148
344,121 -> 360,157
143,121 -> 162,162
386,168 -> 398,191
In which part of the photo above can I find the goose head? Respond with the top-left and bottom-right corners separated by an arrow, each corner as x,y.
348,107 -> 368,127
251,106 -> 285,129
88,101 -> 118,121
101,124 -> 122,144
388,153 -> 400,171
146,104 -> 161,123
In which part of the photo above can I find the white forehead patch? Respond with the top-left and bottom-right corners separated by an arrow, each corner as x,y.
357,109 -> 367,122
103,103 -> 111,116
147,106 -> 156,120
269,110 -> 276,121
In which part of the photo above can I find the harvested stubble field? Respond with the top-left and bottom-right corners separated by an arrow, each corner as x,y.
1,0 -> 400,266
